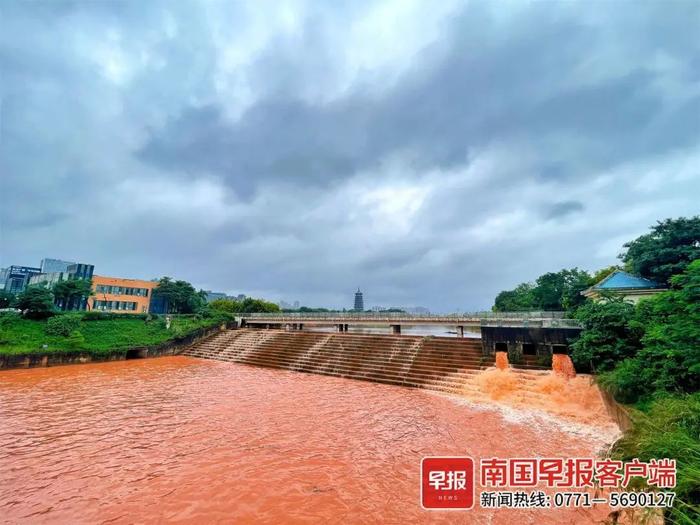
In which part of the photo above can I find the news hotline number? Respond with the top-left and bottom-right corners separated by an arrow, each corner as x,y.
421,456 -> 677,510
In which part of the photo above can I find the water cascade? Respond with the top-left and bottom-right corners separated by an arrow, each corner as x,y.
552,353 -> 576,379
495,351 -> 509,370
462,355 -> 617,429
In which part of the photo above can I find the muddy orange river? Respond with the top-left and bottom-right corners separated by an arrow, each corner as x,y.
0,357 -> 616,524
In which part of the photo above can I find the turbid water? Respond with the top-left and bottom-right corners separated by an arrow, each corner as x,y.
1,356 -> 616,524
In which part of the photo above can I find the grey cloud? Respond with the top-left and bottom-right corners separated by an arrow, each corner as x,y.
137,1 -> 700,201
545,201 -> 585,220
2,1 -> 700,311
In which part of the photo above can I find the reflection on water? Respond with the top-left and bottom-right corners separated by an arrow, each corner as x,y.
1,357 -> 612,524
307,324 -> 481,338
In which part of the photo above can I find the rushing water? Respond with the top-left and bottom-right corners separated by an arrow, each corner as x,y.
552,353 -> 577,379
1,357 -> 614,524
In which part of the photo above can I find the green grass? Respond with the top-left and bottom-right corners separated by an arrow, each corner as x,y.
0,312 -> 232,357
611,393 -> 700,524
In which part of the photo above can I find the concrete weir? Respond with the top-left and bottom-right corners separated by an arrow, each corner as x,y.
183,329 -> 548,393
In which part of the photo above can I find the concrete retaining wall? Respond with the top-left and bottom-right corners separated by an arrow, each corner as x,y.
598,386 -> 633,432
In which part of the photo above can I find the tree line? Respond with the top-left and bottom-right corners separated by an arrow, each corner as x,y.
493,217 -> 700,314
0,276 -> 280,318
491,216 -> 699,523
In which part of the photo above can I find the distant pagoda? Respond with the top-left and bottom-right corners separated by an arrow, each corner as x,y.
354,288 -> 364,311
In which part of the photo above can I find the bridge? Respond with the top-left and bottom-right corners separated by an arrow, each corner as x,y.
237,311 -> 581,335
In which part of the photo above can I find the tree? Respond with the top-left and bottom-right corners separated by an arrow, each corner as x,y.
620,216 -> 700,284
0,290 -> 15,309
152,277 -> 206,314
209,297 -> 281,313
52,279 -> 93,311
209,298 -> 239,313
531,272 -> 567,311
16,287 -> 55,319
493,283 -> 535,311
493,268 -> 592,312
628,259 -> 700,395
559,268 -> 595,312
570,297 -> 643,373
238,298 -> 280,313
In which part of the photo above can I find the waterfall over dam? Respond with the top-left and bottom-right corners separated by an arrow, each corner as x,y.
182,329 -> 547,394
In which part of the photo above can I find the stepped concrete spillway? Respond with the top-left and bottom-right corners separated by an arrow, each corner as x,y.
182,329 -> 547,394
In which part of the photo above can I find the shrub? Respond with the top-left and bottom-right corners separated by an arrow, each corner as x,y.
598,260 -> 700,403
0,290 -> 15,309
16,287 -> 55,319
597,358 -> 647,404
0,312 -> 21,325
66,330 -> 86,349
571,298 -> 643,373
632,261 -> 700,396
611,394 -> 700,524
536,353 -> 552,368
45,315 -> 82,337
82,311 -> 111,321
109,313 -> 149,320
507,350 -> 523,365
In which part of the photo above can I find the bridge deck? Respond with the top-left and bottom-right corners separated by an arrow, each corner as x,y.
238,312 -> 581,328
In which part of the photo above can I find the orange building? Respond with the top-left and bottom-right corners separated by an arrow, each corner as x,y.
90,275 -> 158,314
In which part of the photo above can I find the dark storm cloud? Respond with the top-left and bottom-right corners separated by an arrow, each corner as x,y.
137,1 -> 700,199
2,0 -> 699,311
545,201 -> 585,221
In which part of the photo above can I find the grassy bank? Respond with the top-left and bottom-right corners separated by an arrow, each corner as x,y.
610,393 -> 700,524
0,311 -> 233,357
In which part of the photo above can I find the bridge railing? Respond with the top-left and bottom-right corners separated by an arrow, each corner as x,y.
237,311 -> 569,320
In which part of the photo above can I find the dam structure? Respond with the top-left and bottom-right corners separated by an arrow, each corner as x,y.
183,329 -> 548,395
237,310 -> 577,334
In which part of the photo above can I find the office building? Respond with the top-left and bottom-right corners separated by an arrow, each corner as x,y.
1,265 -> 42,293
40,258 -> 76,274
204,291 -> 228,302
91,275 -> 158,313
28,263 -> 95,310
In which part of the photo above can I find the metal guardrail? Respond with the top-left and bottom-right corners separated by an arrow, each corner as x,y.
238,311 -> 577,323
238,311 -> 566,319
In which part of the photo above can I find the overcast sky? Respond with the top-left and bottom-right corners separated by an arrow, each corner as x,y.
1,1 -> 699,312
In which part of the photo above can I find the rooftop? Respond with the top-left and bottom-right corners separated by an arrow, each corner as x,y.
592,270 -> 664,290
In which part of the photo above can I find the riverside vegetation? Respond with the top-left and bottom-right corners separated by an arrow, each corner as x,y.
0,311 -> 235,357
0,275 -> 280,358
492,216 -> 700,524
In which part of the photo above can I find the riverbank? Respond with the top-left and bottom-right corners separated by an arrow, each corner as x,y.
0,312 -> 234,369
